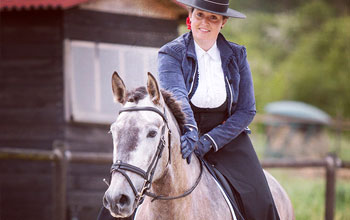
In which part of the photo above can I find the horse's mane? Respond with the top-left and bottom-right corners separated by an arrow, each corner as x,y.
126,87 -> 186,131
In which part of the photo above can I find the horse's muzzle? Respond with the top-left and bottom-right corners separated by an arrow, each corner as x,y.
103,192 -> 133,218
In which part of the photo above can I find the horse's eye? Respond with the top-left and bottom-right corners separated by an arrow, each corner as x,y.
147,130 -> 157,138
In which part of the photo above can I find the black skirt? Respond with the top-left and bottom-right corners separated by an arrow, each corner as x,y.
191,101 -> 280,220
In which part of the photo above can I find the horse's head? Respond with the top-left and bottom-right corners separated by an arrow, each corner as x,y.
103,71 -> 174,218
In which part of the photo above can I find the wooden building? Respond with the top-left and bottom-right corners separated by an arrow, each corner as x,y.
0,0 -> 186,219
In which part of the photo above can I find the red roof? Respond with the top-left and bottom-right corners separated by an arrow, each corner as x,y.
0,0 -> 90,10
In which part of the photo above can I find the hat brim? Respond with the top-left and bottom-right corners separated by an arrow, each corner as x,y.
177,0 -> 246,19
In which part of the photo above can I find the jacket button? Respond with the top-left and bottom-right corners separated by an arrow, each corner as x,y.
189,78 -> 193,83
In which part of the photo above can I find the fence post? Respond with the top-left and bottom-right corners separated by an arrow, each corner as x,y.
325,154 -> 338,220
53,141 -> 68,220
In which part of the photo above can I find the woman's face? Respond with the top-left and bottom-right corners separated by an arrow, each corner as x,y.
189,9 -> 227,49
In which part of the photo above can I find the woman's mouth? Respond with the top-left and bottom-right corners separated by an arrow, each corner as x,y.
199,28 -> 210,33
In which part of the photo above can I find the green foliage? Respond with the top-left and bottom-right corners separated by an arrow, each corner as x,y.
232,0 -> 348,14
221,0 -> 350,118
280,15 -> 350,117
336,180 -> 350,219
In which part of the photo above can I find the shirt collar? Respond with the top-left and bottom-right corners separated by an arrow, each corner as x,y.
194,41 -> 221,61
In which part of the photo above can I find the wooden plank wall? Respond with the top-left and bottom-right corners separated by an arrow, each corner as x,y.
65,123 -> 113,220
0,7 -> 180,220
0,9 -> 64,220
64,8 -> 179,47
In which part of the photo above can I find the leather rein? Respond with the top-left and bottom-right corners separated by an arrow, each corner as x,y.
107,106 -> 203,207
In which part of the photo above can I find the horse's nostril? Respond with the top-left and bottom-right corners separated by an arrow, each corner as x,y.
103,195 -> 109,208
118,194 -> 130,207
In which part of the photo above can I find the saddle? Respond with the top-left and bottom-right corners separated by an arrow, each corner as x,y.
201,158 -> 246,220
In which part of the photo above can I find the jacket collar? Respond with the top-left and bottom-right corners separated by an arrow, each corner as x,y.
217,33 -> 234,65
185,32 -> 197,59
185,32 -> 234,64
194,41 -> 221,61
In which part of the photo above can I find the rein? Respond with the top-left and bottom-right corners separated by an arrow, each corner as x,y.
108,106 -> 203,207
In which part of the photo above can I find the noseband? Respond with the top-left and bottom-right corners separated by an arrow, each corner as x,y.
107,106 -> 203,208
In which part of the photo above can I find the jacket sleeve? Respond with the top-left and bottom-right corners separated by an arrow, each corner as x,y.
158,47 -> 198,133
205,47 -> 256,151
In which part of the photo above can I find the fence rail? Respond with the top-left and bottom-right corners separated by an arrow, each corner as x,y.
0,145 -> 349,220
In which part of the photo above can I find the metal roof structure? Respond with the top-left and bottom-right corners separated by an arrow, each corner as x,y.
265,101 -> 331,125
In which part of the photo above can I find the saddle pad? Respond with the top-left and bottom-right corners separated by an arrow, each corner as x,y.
212,177 -> 238,220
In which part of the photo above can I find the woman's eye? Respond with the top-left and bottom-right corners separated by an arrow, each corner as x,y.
196,12 -> 203,18
147,130 -> 157,138
210,16 -> 218,20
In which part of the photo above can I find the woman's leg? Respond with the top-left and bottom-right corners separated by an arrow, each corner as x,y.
206,132 -> 280,220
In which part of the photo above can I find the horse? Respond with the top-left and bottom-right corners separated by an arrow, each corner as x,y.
103,71 -> 294,220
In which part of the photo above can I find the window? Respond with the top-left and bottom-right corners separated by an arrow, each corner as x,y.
64,40 -> 159,124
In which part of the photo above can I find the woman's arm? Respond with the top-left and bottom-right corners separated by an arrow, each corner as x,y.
158,49 -> 198,132
204,47 -> 256,151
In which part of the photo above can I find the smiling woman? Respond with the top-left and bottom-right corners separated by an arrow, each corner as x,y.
157,0 -> 283,219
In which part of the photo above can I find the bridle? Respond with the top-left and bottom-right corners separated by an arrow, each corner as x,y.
106,106 -> 203,208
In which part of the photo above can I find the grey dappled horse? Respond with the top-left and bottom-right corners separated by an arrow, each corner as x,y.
103,72 -> 294,219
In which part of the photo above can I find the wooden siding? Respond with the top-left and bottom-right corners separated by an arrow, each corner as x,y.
0,6 -> 181,220
0,9 -> 64,220
64,8 -> 179,47
0,9 -> 64,148
64,123 -> 113,219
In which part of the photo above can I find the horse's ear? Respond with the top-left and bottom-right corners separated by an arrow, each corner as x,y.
112,71 -> 127,104
147,72 -> 161,105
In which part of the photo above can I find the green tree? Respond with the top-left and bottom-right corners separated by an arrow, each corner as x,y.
280,16 -> 350,117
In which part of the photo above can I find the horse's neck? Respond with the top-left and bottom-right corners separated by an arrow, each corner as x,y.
151,109 -> 201,198
142,108 -> 233,219
152,149 -> 200,196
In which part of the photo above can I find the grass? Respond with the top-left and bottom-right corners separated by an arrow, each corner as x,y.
249,127 -> 350,220
267,169 -> 350,220
268,169 -> 325,220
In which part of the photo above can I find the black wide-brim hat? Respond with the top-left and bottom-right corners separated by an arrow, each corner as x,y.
177,0 -> 246,19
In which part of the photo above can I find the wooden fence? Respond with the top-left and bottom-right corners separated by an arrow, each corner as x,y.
0,141 -> 349,220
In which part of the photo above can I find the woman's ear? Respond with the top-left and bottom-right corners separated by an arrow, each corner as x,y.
221,18 -> 228,28
188,11 -> 192,21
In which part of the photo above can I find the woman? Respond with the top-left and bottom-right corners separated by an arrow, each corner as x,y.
158,0 -> 280,219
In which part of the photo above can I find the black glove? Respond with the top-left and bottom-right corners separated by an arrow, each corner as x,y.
180,126 -> 198,164
194,136 -> 212,158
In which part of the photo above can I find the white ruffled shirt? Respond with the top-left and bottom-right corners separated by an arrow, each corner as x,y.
191,41 -> 227,108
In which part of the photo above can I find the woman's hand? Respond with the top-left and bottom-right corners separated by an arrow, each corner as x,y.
180,127 -> 198,164
194,136 -> 212,158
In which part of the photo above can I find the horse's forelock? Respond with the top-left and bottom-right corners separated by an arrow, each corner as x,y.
126,87 -> 147,104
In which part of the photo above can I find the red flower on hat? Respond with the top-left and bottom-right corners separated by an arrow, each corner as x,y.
186,16 -> 191,30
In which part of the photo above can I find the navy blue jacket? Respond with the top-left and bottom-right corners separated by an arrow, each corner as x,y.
158,32 -> 256,151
